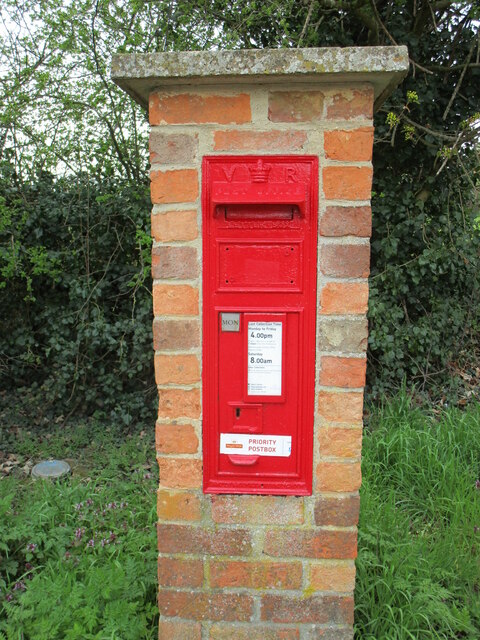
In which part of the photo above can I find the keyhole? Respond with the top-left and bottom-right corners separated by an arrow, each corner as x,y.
235,408 -> 241,419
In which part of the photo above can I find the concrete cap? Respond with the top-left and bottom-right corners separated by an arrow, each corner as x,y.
111,47 -> 409,113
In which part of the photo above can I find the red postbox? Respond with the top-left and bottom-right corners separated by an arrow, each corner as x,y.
202,155 -> 318,495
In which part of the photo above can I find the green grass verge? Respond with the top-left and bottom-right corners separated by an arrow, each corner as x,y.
0,423 -> 158,639
355,394 -> 480,639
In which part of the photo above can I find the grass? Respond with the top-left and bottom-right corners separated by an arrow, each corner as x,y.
1,395 -> 479,638
0,420 -> 158,639
355,394 -> 480,639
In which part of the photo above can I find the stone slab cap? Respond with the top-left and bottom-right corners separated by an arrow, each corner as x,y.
111,47 -> 409,113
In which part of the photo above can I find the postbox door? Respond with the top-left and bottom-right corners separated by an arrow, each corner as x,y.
202,156 -> 318,495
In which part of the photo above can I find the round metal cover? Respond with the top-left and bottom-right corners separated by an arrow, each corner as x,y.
31,459 -> 71,479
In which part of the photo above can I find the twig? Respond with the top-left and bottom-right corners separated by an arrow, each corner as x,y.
297,0 -> 316,47
370,0 -> 397,45
434,132 -> 462,178
443,39 -> 476,120
428,1 -> 438,30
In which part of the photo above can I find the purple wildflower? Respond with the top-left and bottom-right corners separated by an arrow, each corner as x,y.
13,582 -> 26,591
5,593 -> 13,602
86,498 -> 93,506
75,527 -> 85,540
26,543 -> 37,552
86,539 -> 95,548
74,502 -> 84,510
476,480 -> 480,490
25,563 -> 33,571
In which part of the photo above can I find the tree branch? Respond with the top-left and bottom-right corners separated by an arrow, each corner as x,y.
442,38 -> 476,121
297,0 -> 316,48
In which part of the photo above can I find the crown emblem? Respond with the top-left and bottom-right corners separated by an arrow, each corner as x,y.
249,160 -> 270,183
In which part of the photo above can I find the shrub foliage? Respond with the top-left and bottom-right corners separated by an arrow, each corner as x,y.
0,168 -> 154,423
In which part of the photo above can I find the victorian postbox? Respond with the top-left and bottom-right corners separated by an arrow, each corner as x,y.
202,155 -> 318,495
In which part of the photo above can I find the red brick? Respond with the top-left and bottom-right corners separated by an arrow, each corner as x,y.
309,561 -> 356,592
316,462 -> 362,492
158,457 -> 202,489
151,246 -> 198,280
158,557 -> 204,587
153,318 -> 200,350
317,391 -> 364,422
210,626 -> 299,640
320,206 -> 371,237
151,210 -> 198,242
214,129 -> 307,151
261,594 -> 354,625
158,590 -> 254,622
318,426 -> 363,458
150,93 -> 251,125
211,495 -> 303,525
209,560 -> 302,590
314,495 -> 360,527
156,422 -> 199,454
153,284 -> 198,316
320,244 -> 370,278
158,524 -> 253,556
319,282 -> 369,315
157,490 -> 202,521
324,128 -> 373,161
319,356 -> 366,388
149,131 -> 198,165
323,167 -> 373,201
155,354 -> 200,385
264,529 -> 357,559
151,169 -> 198,204
268,91 -> 324,122
158,620 -> 201,640
158,388 -> 201,420
326,88 -> 373,120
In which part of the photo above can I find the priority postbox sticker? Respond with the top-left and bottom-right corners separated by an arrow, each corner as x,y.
220,433 -> 291,457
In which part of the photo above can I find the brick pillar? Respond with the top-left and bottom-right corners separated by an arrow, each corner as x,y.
112,47 -> 408,640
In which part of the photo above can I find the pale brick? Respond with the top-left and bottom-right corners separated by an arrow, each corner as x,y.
149,131 -> 198,164
211,495 -> 304,525
268,91 -> 324,122
151,246 -> 198,280
153,318 -> 200,350
318,317 -> 368,352
214,129 -> 307,151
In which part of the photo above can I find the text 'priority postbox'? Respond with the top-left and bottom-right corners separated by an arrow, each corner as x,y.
202,156 -> 318,495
